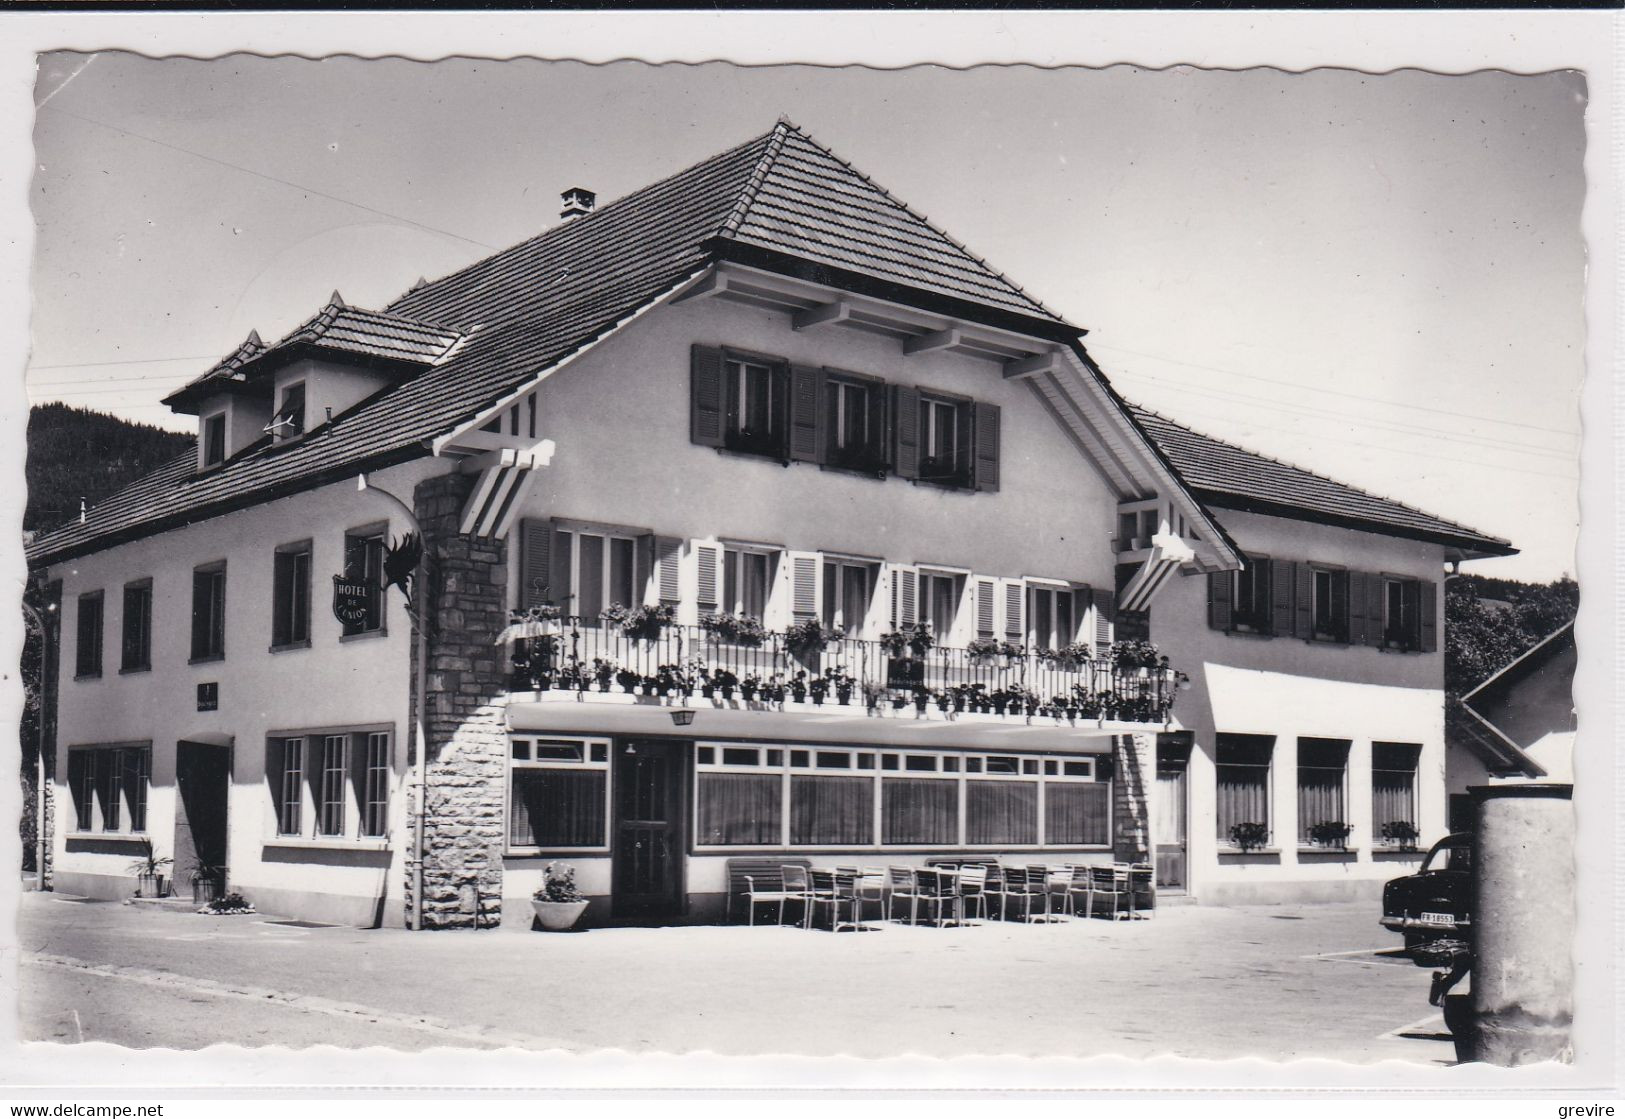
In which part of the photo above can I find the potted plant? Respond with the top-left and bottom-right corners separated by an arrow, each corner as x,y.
1380,820 -> 1421,851
1228,822 -> 1271,852
826,666 -> 855,706
712,668 -> 739,701
188,862 -> 221,907
700,611 -> 768,647
197,891 -> 255,916
604,603 -> 675,643
808,674 -> 827,706
740,674 -> 761,702
129,838 -> 172,898
966,635 -> 1000,664
616,667 -> 641,694
1307,821 -> 1353,849
531,862 -> 590,931
591,658 -> 615,693
789,671 -> 809,704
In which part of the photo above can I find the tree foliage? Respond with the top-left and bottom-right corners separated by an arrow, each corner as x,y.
1445,572 -> 1578,740
25,403 -> 194,533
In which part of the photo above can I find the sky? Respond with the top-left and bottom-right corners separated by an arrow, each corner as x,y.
26,54 -> 1586,581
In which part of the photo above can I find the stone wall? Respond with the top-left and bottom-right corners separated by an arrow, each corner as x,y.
406,472 -> 510,930
1112,731 -> 1154,864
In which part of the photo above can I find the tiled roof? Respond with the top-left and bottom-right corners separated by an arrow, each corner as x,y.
1129,405 -> 1516,556
29,121 -> 1081,566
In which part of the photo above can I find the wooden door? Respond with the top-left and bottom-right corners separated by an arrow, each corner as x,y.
175,742 -> 231,893
1154,737 -> 1189,892
612,739 -> 687,918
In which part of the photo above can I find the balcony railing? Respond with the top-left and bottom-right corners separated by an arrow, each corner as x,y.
506,616 -> 1185,725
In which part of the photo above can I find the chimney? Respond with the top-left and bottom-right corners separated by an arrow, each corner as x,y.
559,187 -> 596,222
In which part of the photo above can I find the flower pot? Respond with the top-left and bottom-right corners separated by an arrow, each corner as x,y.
192,877 -> 219,907
531,898 -> 589,931
136,873 -> 167,899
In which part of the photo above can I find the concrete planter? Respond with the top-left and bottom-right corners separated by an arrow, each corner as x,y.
136,873 -> 168,899
531,899 -> 589,931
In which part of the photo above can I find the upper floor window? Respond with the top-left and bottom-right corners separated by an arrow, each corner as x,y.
1027,583 -> 1078,653
75,590 -> 104,679
120,580 -> 152,673
825,375 -> 886,472
271,382 -> 306,442
191,563 -> 227,661
1311,568 -> 1349,642
1383,577 -> 1422,650
822,558 -> 875,636
921,572 -> 961,639
202,412 -> 226,469
272,541 -> 312,648
917,395 -> 970,486
724,358 -> 786,458
1233,560 -> 1271,633
569,530 -> 638,621
722,547 -> 775,620
342,529 -> 387,636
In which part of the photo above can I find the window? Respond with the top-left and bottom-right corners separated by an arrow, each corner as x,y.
120,580 -> 152,673
272,543 -> 312,647
883,776 -> 958,845
921,572 -> 960,639
1044,761 -> 1110,846
966,781 -> 1038,845
191,563 -> 227,661
825,376 -> 886,470
722,548 -> 775,620
696,746 -> 783,846
917,395 -> 969,485
1296,738 -> 1350,844
1312,569 -> 1349,642
1233,560 -> 1272,632
724,357 -> 785,457
1216,734 -> 1273,846
269,728 -> 392,841
272,382 -> 306,441
554,528 -> 638,622
74,590 -> 103,678
508,737 -> 609,849
1383,577 -> 1422,649
202,412 -> 226,468
1027,584 -> 1077,652
342,530 -> 387,636
791,770 -> 873,845
821,559 -> 874,636
1372,742 -> 1421,844
67,744 -> 150,834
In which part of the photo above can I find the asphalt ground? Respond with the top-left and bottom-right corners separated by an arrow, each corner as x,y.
15,890 -> 1455,1062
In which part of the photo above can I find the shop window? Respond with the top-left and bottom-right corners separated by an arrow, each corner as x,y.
1044,781 -> 1110,846
269,727 -> 393,842
66,743 -> 149,834
507,736 -> 608,849
1373,742 -> 1421,845
882,778 -> 958,845
966,780 -> 1037,845
791,773 -> 873,845
1216,734 -> 1273,846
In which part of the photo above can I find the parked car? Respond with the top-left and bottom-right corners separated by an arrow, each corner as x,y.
1381,830 -> 1474,986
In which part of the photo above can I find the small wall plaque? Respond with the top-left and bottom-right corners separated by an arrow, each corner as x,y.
197,682 -> 218,712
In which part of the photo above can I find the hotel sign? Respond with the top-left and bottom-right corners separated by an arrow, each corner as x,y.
332,575 -> 375,625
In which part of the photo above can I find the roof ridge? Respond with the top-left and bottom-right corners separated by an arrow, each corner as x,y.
718,119 -> 792,239
777,124 -> 1063,321
1129,402 -> 1508,543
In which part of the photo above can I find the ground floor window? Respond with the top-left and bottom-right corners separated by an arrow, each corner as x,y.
508,737 -> 610,850
1373,742 -> 1421,846
693,743 -> 1108,849
1296,738 -> 1350,844
267,726 -> 393,842
67,742 -> 150,834
1216,733 -> 1273,846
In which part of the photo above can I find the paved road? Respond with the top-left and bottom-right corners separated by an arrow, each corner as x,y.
16,892 -> 1454,1061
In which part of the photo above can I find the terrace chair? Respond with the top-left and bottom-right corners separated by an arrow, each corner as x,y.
1031,865 -> 1071,922
988,866 -> 1042,923
955,864 -> 989,923
1128,862 -> 1156,920
888,865 -> 926,926
852,868 -> 888,930
913,866 -> 958,928
808,868 -> 858,932
1060,864 -> 1092,919
1087,863 -> 1132,921
739,864 -> 810,927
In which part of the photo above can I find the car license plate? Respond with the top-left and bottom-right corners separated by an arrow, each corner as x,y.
1419,911 -> 1455,926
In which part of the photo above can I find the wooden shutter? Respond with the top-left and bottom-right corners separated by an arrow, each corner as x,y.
1419,579 -> 1438,652
972,401 -> 1001,492
690,344 -> 725,448
1364,573 -> 1387,647
892,384 -> 921,480
788,364 -> 825,463
1347,571 -> 1371,646
790,553 -> 819,621
889,565 -> 918,628
1091,587 -> 1115,652
1208,570 -> 1233,632
1292,562 -> 1313,639
518,518 -> 551,608
548,526 -> 572,613
655,537 -> 683,605
1269,558 -> 1294,636
695,544 -> 720,611
1003,581 -> 1024,640
975,578 -> 996,638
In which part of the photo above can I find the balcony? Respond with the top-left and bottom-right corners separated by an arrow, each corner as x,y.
504,613 -> 1187,727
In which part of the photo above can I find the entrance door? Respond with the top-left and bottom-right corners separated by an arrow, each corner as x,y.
612,739 -> 687,919
175,741 -> 231,894
1154,735 -> 1190,892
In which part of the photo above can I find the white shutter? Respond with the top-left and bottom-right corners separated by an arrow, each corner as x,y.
786,551 -> 821,622
694,542 -> 721,611
888,564 -> 918,628
975,578 -> 997,639
1002,579 -> 1024,642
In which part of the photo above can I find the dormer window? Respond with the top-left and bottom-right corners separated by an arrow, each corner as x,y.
201,413 -> 226,469
271,382 -> 306,442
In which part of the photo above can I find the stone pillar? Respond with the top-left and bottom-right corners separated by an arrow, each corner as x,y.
1112,732 -> 1154,864
406,472 -> 510,930
1470,783 -> 1574,1065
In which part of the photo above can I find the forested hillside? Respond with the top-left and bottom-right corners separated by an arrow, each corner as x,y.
24,403 -> 194,533
1445,572 -> 1578,740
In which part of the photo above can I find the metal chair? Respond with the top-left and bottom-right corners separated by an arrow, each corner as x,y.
955,864 -> 989,923
988,865 -> 1042,922
852,868 -> 888,930
808,868 -> 858,931
740,864 -> 810,927
913,866 -> 958,927
1128,862 -> 1156,919
1060,864 -> 1093,918
1088,863 -> 1132,920
888,865 -> 926,926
